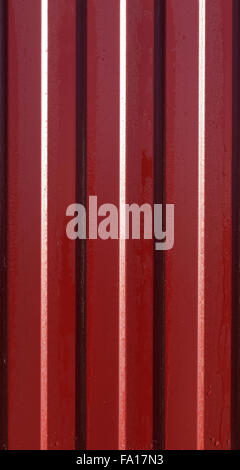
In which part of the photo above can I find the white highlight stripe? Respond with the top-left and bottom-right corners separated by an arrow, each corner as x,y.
197,0 -> 205,450
41,0 -> 48,450
119,0 -> 126,450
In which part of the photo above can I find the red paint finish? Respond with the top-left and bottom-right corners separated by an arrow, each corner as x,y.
204,0 -> 232,449
4,0 -> 235,451
86,0 -> 120,450
0,0 -> 8,450
165,0 -> 199,449
48,0 -> 76,449
8,0 -> 41,449
126,0 -> 154,450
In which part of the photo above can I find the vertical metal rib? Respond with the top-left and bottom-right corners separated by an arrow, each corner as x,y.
40,0 -> 48,450
119,0 -> 127,450
197,0 -> 206,450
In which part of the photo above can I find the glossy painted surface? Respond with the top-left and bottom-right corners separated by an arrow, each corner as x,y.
86,0 -> 120,450
165,0 -> 199,449
48,0 -> 76,449
204,0 -> 232,449
165,0 -> 232,449
126,0 -> 154,450
2,0 -> 236,451
8,0 -> 41,449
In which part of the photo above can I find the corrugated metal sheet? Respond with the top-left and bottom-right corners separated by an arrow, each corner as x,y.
0,0 -> 238,450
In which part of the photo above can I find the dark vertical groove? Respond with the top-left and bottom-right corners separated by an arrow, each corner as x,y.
232,0 -> 240,450
76,0 -> 87,450
153,0 -> 166,450
0,0 -> 7,450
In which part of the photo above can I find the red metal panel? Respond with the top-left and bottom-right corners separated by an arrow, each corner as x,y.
8,0 -> 41,449
165,0 -> 233,450
48,0 -> 76,449
86,0 -> 120,450
126,0 -> 154,450
165,0 -> 199,449
204,0 -> 232,449
2,0 -> 236,451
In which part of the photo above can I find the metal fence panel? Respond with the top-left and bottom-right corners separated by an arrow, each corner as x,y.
0,0 -> 236,450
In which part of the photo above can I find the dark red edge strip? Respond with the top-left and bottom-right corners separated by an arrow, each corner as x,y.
153,0 -> 166,450
0,0 -> 7,450
232,0 -> 240,450
76,0 -> 87,450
